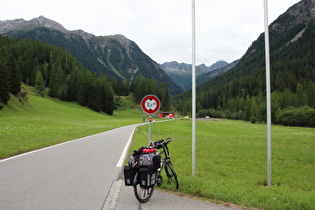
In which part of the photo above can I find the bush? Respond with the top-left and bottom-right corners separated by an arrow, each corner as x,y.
276,106 -> 315,127
250,116 -> 257,124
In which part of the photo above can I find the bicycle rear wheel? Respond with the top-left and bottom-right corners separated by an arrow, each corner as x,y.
133,172 -> 155,203
164,162 -> 179,189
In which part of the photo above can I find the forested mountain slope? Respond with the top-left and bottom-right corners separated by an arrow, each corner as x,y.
0,16 -> 182,95
0,35 -> 172,113
173,0 -> 315,127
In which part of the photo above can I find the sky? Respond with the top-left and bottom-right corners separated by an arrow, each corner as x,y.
0,0 -> 301,66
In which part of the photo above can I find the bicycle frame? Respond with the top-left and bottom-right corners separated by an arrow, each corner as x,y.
158,144 -> 171,173
155,139 -> 178,189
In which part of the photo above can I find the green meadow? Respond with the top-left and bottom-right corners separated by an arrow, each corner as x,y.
131,119 -> 315,209
0,92 -> 143,159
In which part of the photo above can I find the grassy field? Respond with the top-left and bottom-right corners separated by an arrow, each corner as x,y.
0,92 -> 144,159
130,119 -> 315,210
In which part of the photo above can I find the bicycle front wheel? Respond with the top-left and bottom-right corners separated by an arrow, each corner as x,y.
133,172 -> 155,203
164,162 -> 179,189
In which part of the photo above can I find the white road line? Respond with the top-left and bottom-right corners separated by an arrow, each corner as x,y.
116,127 -> 136,168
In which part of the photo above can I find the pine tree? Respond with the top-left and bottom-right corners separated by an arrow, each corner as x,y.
103,78 -> 115,115
49,64 -> 65,98
35,70 -> 45,96
296,83 -> 307,106
306,82 -> 315,108
7,55 -> 21,95
0,58 -> 10,105
159,83 -> 170,111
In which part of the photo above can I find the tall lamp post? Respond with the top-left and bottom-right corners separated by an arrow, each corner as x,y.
263,0 -> 272,187
191,0 -> 196,176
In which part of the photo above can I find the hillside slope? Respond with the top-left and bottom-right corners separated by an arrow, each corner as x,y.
0,87 -> 142,159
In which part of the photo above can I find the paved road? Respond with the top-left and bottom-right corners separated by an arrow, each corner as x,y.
0,124 -> 138,209
0,123 -> 241,210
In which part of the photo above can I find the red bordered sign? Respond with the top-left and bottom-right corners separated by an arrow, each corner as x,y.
141,95 -> 161,114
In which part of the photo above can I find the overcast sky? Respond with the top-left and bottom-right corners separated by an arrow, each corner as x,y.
0,0 -> 300,66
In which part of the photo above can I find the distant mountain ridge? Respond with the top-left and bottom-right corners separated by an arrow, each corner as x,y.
160,60 -> 236,91
0,16 -> 182,95
161,60 -> 228,73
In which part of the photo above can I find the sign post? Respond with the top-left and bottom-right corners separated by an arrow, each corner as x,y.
141,95 -> 161,143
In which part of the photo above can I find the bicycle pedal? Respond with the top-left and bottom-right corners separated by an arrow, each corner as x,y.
156,175 -> 163,186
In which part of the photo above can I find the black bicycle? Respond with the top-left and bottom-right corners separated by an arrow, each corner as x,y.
124,138 -> 178,203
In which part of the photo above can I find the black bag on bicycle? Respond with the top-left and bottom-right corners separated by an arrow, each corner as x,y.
123,166 -> 137,186
125,147 -> 161,187
139,167 -> 157,188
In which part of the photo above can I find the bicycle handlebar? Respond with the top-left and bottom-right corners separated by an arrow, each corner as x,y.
153,138 -> 173,149
165,137 -> 173,144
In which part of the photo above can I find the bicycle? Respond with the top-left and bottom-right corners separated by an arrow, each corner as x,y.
124,138 -> 179,203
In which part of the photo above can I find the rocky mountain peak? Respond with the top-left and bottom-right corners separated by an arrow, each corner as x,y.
208,60 -> 228,71
0,16 -> 67,34
112,34 -> 133,54
70,29 -> 95,40
29,16 -> 67,32
0,18 -> 26,34
271,0 -> 315,31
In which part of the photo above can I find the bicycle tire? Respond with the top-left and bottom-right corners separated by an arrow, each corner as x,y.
164,162 -> 179,189
133,172 -> 155,203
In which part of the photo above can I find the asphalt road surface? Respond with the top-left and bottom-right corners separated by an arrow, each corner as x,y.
0,123 -> 241,210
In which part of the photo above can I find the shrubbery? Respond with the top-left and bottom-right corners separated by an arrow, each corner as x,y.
197,106 -> 315,127
275,106 -> 315,127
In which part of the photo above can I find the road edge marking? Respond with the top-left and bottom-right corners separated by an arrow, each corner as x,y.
116,127 -> 136,168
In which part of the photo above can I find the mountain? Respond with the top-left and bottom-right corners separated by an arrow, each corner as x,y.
196,59 -> 239,85
160,60 -> 228,74
174,0 -> 315,125
208,60 -> 229,71
160,60 -> 233,91
0,16 -> 182,95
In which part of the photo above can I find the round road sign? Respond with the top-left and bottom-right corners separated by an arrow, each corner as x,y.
141,95 -> 161,114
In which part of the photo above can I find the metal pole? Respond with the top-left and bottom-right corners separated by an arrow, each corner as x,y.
149,114 -> 152,144
263,0 -> 272,186
191,0 -> 196,176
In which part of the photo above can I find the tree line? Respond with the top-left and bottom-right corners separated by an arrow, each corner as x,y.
132,75 -> 171,111
0,35 -> 171,114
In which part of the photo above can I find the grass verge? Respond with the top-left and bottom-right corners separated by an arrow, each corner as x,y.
130,119 -> 315,209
